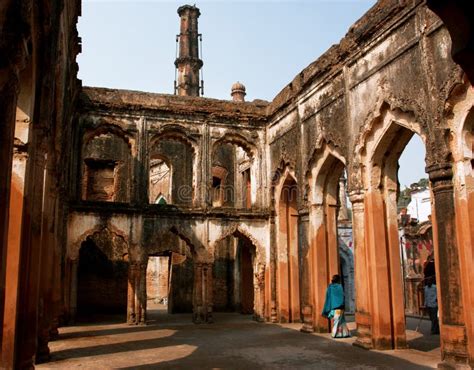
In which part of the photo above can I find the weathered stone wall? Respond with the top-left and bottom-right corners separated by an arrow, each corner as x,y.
0,0 -> 81,366
62,0 -> 474,367
265,0 -> 474,365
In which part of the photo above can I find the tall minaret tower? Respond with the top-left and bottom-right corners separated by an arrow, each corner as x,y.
175,5 -> 203,97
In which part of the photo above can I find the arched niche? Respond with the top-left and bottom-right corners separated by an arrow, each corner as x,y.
150,136 -> 194,206
211,137 -> 255,209
81,129 -> 132,202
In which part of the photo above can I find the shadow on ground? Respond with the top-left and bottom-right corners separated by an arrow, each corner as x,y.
40,309 -> 440,369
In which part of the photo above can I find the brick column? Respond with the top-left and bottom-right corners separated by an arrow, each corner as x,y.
427,163 -> 470,367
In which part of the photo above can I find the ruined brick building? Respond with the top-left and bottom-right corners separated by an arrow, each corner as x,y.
1,0 -> 474,368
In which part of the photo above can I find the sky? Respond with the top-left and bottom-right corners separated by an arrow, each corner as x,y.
78,0 -> 427,188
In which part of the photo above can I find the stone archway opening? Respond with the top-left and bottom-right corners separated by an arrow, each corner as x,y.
276,174 -> 300,323
76,235 -> 129,322
306,150 -> 353,332
364,120 -> 439,351
213,232 -> 257,316
146,254 -> 171,311
144,234 -> 195,322
149,136 -> 194,206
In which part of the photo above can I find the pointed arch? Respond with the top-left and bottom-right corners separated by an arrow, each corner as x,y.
150,128 -> 196,206
68,222 -> 129,261
212,132 -> 257,159
83,124 -> 136,157
150,125 -> 198,155
358,103 -> 428,191
212,224 -> 266,263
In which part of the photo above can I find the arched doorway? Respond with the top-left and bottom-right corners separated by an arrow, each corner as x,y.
213,232 -> 256,315
276,174 -> 300,323
305,146 -> 349,331
76,230 -> 129,321
144,228 -> 196,322
358,108 -> 442,351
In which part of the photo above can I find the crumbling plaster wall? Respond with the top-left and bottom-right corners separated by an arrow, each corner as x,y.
267,1 -> 460,192
266,0 -> 473,362
70,91 -> 271,319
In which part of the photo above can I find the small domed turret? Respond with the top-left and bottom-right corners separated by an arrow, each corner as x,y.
231,81 -> 246,102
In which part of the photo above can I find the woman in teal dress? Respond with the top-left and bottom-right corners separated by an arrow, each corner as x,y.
322,274 -> 351,338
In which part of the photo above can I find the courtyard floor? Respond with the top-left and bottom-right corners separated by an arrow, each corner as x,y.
38,304 -> 441,369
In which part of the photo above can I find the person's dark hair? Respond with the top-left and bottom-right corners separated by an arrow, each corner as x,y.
331,274 -> 341,284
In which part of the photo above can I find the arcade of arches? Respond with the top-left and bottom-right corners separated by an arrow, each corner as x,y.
1,0 -> 474,369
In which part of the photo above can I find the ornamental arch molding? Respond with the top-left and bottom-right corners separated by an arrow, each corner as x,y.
211,224 -> 266,264
67,220 -> 129,261
149,125 -> 199,155
356,102 -> 428,191
83,123 -> 136,157
212,132 -> 258,159
271,160 -> 297,208
305,139 -> 346,206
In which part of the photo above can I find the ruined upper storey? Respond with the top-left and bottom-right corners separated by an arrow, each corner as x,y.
76,87 -> 270,211
81,87 -> 268,126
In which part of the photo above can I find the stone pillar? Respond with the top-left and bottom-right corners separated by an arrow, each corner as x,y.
0,71 -> 19,360
14,133 -> 48,369
193,262 -> 213,324
253,263 -> 266,322
128,262 -> 147,325
453,163 -> 474,365
350,191 -> 372,349
36,157 -> 58,363
1,128 -> 27,368
299,210 -> 314,332
49,244 -> 61,340
203,263 -> 213,323
193,263 -> 204,323
427,163 -> 470,368
138,262 -> 147,325
269,216 -> 278,323
326,203 -> 340,279
364,189 -> 406,350
69,259 -> 78,323
127,263 -> 136,324
384,187 -> 407,349
310,204 -> 330,333
288,212 -> 300,323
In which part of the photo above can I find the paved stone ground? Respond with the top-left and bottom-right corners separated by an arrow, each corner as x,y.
38,305 -> 440,369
